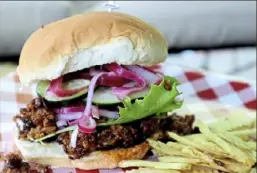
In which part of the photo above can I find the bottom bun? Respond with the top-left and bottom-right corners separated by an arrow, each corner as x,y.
15,137 -> 150,170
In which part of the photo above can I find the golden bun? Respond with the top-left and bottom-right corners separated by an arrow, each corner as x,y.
17,12 -> 168,86
15,137 -> 150,170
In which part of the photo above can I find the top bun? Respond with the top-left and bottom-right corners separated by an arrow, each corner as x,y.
17,12 -> 168,86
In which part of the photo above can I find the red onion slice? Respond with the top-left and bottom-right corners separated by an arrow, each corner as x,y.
57,112 -> 82,121
54,106 -> 85,114
122,82 -> 136,87
104,63 -> 146,100
70,126 -> 79,148
99,110 -> 119,119
98,73 -> 129,87
78,72 -> 112,133
56,120 -> 68,129
89,67 -> 128,87
66,109 -> 119,125
78,117 -> 96,133
55,105 -> 117,122
111,87 -> 135,99
84,72 -> 111,117
125,65 -> 162,85
68,119 -> 79,126
92,105 -> 99,119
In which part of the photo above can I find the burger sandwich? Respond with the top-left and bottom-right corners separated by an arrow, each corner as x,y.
14,12 -> 196,170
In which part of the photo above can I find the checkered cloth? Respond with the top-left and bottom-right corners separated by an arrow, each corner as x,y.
0,61 -> 256,172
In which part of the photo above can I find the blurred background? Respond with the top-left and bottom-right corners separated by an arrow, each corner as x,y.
0,1 -> 256,81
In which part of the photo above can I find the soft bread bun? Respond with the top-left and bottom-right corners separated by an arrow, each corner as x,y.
15,137 -> 150,170
17,11 -> 168,86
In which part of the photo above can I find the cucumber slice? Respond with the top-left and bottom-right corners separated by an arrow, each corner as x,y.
37,79 -> 90,102
93,87 -> 150,105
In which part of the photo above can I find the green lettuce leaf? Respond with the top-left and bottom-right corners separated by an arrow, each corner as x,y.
98,76 -> 183,126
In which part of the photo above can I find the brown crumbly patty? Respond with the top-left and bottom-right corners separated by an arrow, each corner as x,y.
57,115 -> 197,159
2,153 -> 30,173
13,98 -> 198,160
13,98 -> 57,140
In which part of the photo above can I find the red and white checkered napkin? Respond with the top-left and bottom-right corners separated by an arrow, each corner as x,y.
0,62 -> 256,173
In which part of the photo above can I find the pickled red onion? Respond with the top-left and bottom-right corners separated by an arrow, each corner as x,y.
104,63 -> 146,99
48,76 -> 88,97
57,113 -> 82,121
92,105 -> 99,119
98,73 -> 129,87
56,104 -> 119,125
75,72 -> 114,133
89,67 -> 128,87
99,109 -> 119,119
56,120 -> 68,129
78,117 -> 97,133
70,126 -> 79,148
84,72 -> 114,117
54,106 -> 85,114
125,65 -> 162,85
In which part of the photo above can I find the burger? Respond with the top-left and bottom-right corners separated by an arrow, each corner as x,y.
13,12 -> 196,170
